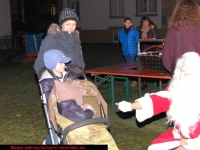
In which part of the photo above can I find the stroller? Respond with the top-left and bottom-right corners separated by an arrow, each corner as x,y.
38,76 -> 119,149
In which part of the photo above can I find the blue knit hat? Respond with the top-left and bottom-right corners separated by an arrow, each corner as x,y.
44,50 -> 71,70
59,8 -> 79,25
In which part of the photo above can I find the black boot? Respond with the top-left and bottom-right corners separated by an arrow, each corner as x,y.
141,81 -> 147,90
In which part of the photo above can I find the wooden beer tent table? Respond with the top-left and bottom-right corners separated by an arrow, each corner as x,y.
85,62 -> 171,112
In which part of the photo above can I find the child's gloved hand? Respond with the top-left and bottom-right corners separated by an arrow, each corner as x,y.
83,104 -> 96,117
116,101 -> 132,112
86,105 -> 92,110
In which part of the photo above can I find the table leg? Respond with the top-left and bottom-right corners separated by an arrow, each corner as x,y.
94,75 -> 114,111
125,77 -> 130,102
138,77 -> 141,97
111,76 -> 115,112
113,76 -> 130,102
159,79 -> 162,91
154,80 -> 157,92
108,81 -> 112,107
93,75 -> 130,112
95,75 -> 111,87
95,75 -> 97,86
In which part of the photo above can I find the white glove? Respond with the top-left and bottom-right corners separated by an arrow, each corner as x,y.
116,101 -> 132,112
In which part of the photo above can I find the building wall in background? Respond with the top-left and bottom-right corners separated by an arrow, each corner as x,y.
62,0 -> 162,43
62,0 -> 200,43
0,0 -> 11,36
160,0 -> 177,38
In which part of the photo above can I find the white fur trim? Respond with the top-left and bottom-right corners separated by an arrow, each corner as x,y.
135,91 -> 170,122
172,128 -> 181,139
39,70 -> 67,82
148,141 -> 180,150
135,93 -> 154,122
59,71 -> 67,82
39,70 -> 53,81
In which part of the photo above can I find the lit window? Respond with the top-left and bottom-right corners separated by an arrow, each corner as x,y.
110,0 -> 124,16
51,4 -> 56,16
137,0 -> 157,14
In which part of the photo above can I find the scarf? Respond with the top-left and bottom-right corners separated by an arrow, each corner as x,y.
124,27 -> 131,35
141,26 -> 150,38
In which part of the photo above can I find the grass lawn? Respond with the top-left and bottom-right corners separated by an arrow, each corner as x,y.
0,62 -> 170,150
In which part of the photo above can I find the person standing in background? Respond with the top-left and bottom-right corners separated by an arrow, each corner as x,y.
139,16 -> 161,52
34,8 -> 85,75
119,17 -> 139,87
162,0 -> 200,74
139,16 -> 161,90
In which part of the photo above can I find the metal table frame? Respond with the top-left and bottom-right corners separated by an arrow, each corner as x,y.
85,63 -> 171,112
94,75 -> 130,112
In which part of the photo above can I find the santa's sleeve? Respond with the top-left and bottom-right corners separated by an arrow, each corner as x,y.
135,90 -> 171,122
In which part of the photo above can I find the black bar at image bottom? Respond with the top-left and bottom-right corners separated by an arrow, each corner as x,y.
4,145 -> 108,150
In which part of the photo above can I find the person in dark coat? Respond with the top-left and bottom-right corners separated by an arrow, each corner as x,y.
139,16 -> 161,51
34,8 -> 85,75
162,0 -> 200,74
139,16 -> 161,90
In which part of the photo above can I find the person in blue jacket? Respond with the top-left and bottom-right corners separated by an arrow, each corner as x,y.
119,17 -> 139,87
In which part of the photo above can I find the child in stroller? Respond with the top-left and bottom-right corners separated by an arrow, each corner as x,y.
38,49 -> 95,144
38,49 -> 118,149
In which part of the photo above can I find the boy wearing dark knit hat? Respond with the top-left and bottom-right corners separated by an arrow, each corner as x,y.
34,8 -> 85,76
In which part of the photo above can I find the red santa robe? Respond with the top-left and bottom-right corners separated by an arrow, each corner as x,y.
135,90 -> 200,150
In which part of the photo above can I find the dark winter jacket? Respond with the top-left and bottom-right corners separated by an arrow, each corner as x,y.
57,99 -> 94,122
139,25 -> 161,51
39,68 -> 94,122
162,25 -> 200,74
119,27 -> 139,56
34,23 -> 85,74
38,67 -> 77,101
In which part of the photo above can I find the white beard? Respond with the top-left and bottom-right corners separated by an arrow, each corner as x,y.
167,73 -> 200,136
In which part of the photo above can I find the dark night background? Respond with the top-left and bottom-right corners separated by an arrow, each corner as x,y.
10,0 -> 60,36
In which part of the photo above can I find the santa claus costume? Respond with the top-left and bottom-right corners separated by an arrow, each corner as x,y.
117,52 -> 200,150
